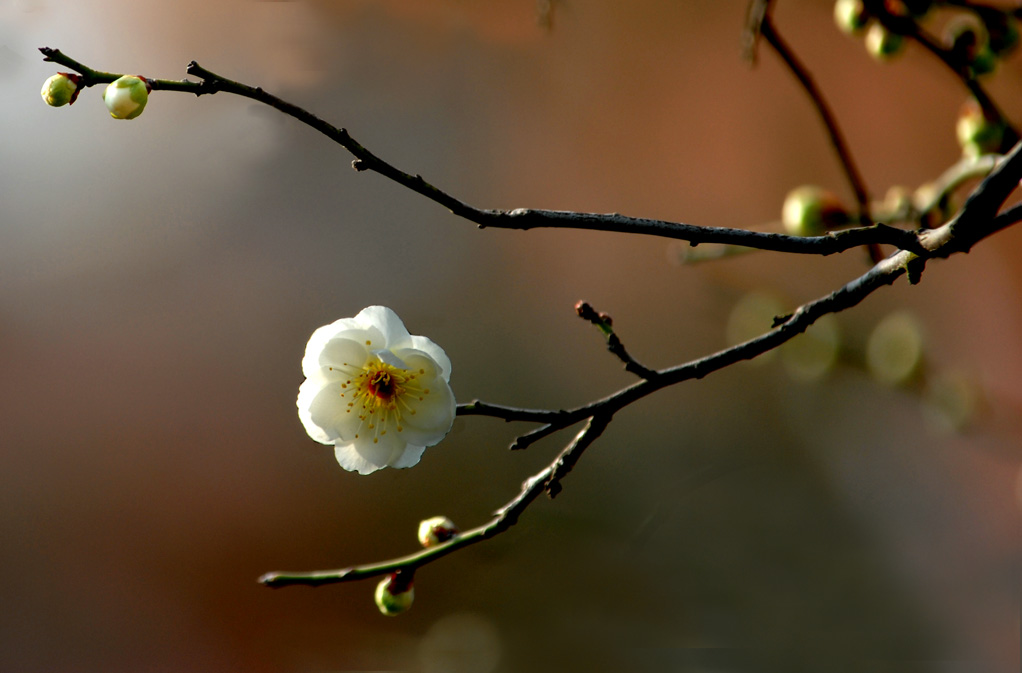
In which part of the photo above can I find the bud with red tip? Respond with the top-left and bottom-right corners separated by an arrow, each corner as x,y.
418,516 -> 460,548
41,72 -> 81,107
374,571 -> 414,616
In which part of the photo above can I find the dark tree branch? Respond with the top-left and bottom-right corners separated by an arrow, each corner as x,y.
758,16 -> 881,263
261,417 -> 604,588
575,301 -> 659,380
39,47 -> 928,259
857,2 -> 1019,146
759,17 -> 872,223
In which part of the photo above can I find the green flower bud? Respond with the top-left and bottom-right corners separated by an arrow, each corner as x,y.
374,572 -> 414,616
41,72 -> 80,107
104,75 -> 150,120
781,186 -> 848,237
418,516 -> 459,548
956,98 -> 1005,158
866,311 -> 924,387
865,23 -> 905,60
834,0 -> 870,36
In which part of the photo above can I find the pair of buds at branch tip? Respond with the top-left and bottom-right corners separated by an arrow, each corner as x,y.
374,516 -> 459,616
42,73 -> 150,119
576,301 -> 614,336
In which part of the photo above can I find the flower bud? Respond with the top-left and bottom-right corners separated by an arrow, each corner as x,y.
104,75 -> 150,120
374,571 -> 414,616
418,516 -> 459,548
865,23 -> 904,60
834,0 -> 870,36
41,72 -> 80,107
956,98 -> 1005,157
781,186 -> 848,237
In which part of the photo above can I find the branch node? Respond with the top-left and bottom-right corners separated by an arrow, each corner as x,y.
905,256 -> 926,285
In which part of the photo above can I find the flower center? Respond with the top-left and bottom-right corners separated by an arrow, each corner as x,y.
332,356 -> 432,445
366,368 -> 400,401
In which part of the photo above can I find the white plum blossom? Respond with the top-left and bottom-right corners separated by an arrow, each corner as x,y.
104,75 -> 149,119
297,306 -> 456,475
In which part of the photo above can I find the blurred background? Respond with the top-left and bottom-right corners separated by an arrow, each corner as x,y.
2,0 -> 1021,671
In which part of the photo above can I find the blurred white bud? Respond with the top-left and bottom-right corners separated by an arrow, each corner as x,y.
375,572 -> 414,616
418,516 -> 459,548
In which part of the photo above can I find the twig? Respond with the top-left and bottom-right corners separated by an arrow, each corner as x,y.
758,16 -> 881,262
38,47 -> 926,258
575,301 -> 659,380
759,18 -> 871,219
857,3 -> 1019,146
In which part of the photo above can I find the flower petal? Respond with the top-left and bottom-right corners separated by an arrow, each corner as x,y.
298,378 -> 360,444
315,336 -> 371,374
354,306 -> 412,349
405,336 -> 452,381
389,444 -> 426,469
335,427 -> 416,474
400,380 -> 456,443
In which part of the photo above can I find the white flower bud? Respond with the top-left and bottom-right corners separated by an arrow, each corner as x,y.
865,23 -> 904,61
41,73 -> 80,107
104,75 -> 150,120
418,516 -> 459,547
833,0 -> 869,36
374,572 -> 414,616
956,98 -> 1005,158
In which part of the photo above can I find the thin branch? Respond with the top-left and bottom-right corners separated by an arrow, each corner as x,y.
38,48 -> 927,258
575,301 -> 659,380
456,399 -> 567,423
857,3 -> 1019,146
741,0 -> 775,63
758,16 -> 881,262
921,140 -> 1022,255
261,417 -> 604,588
759,17 -> 871,220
